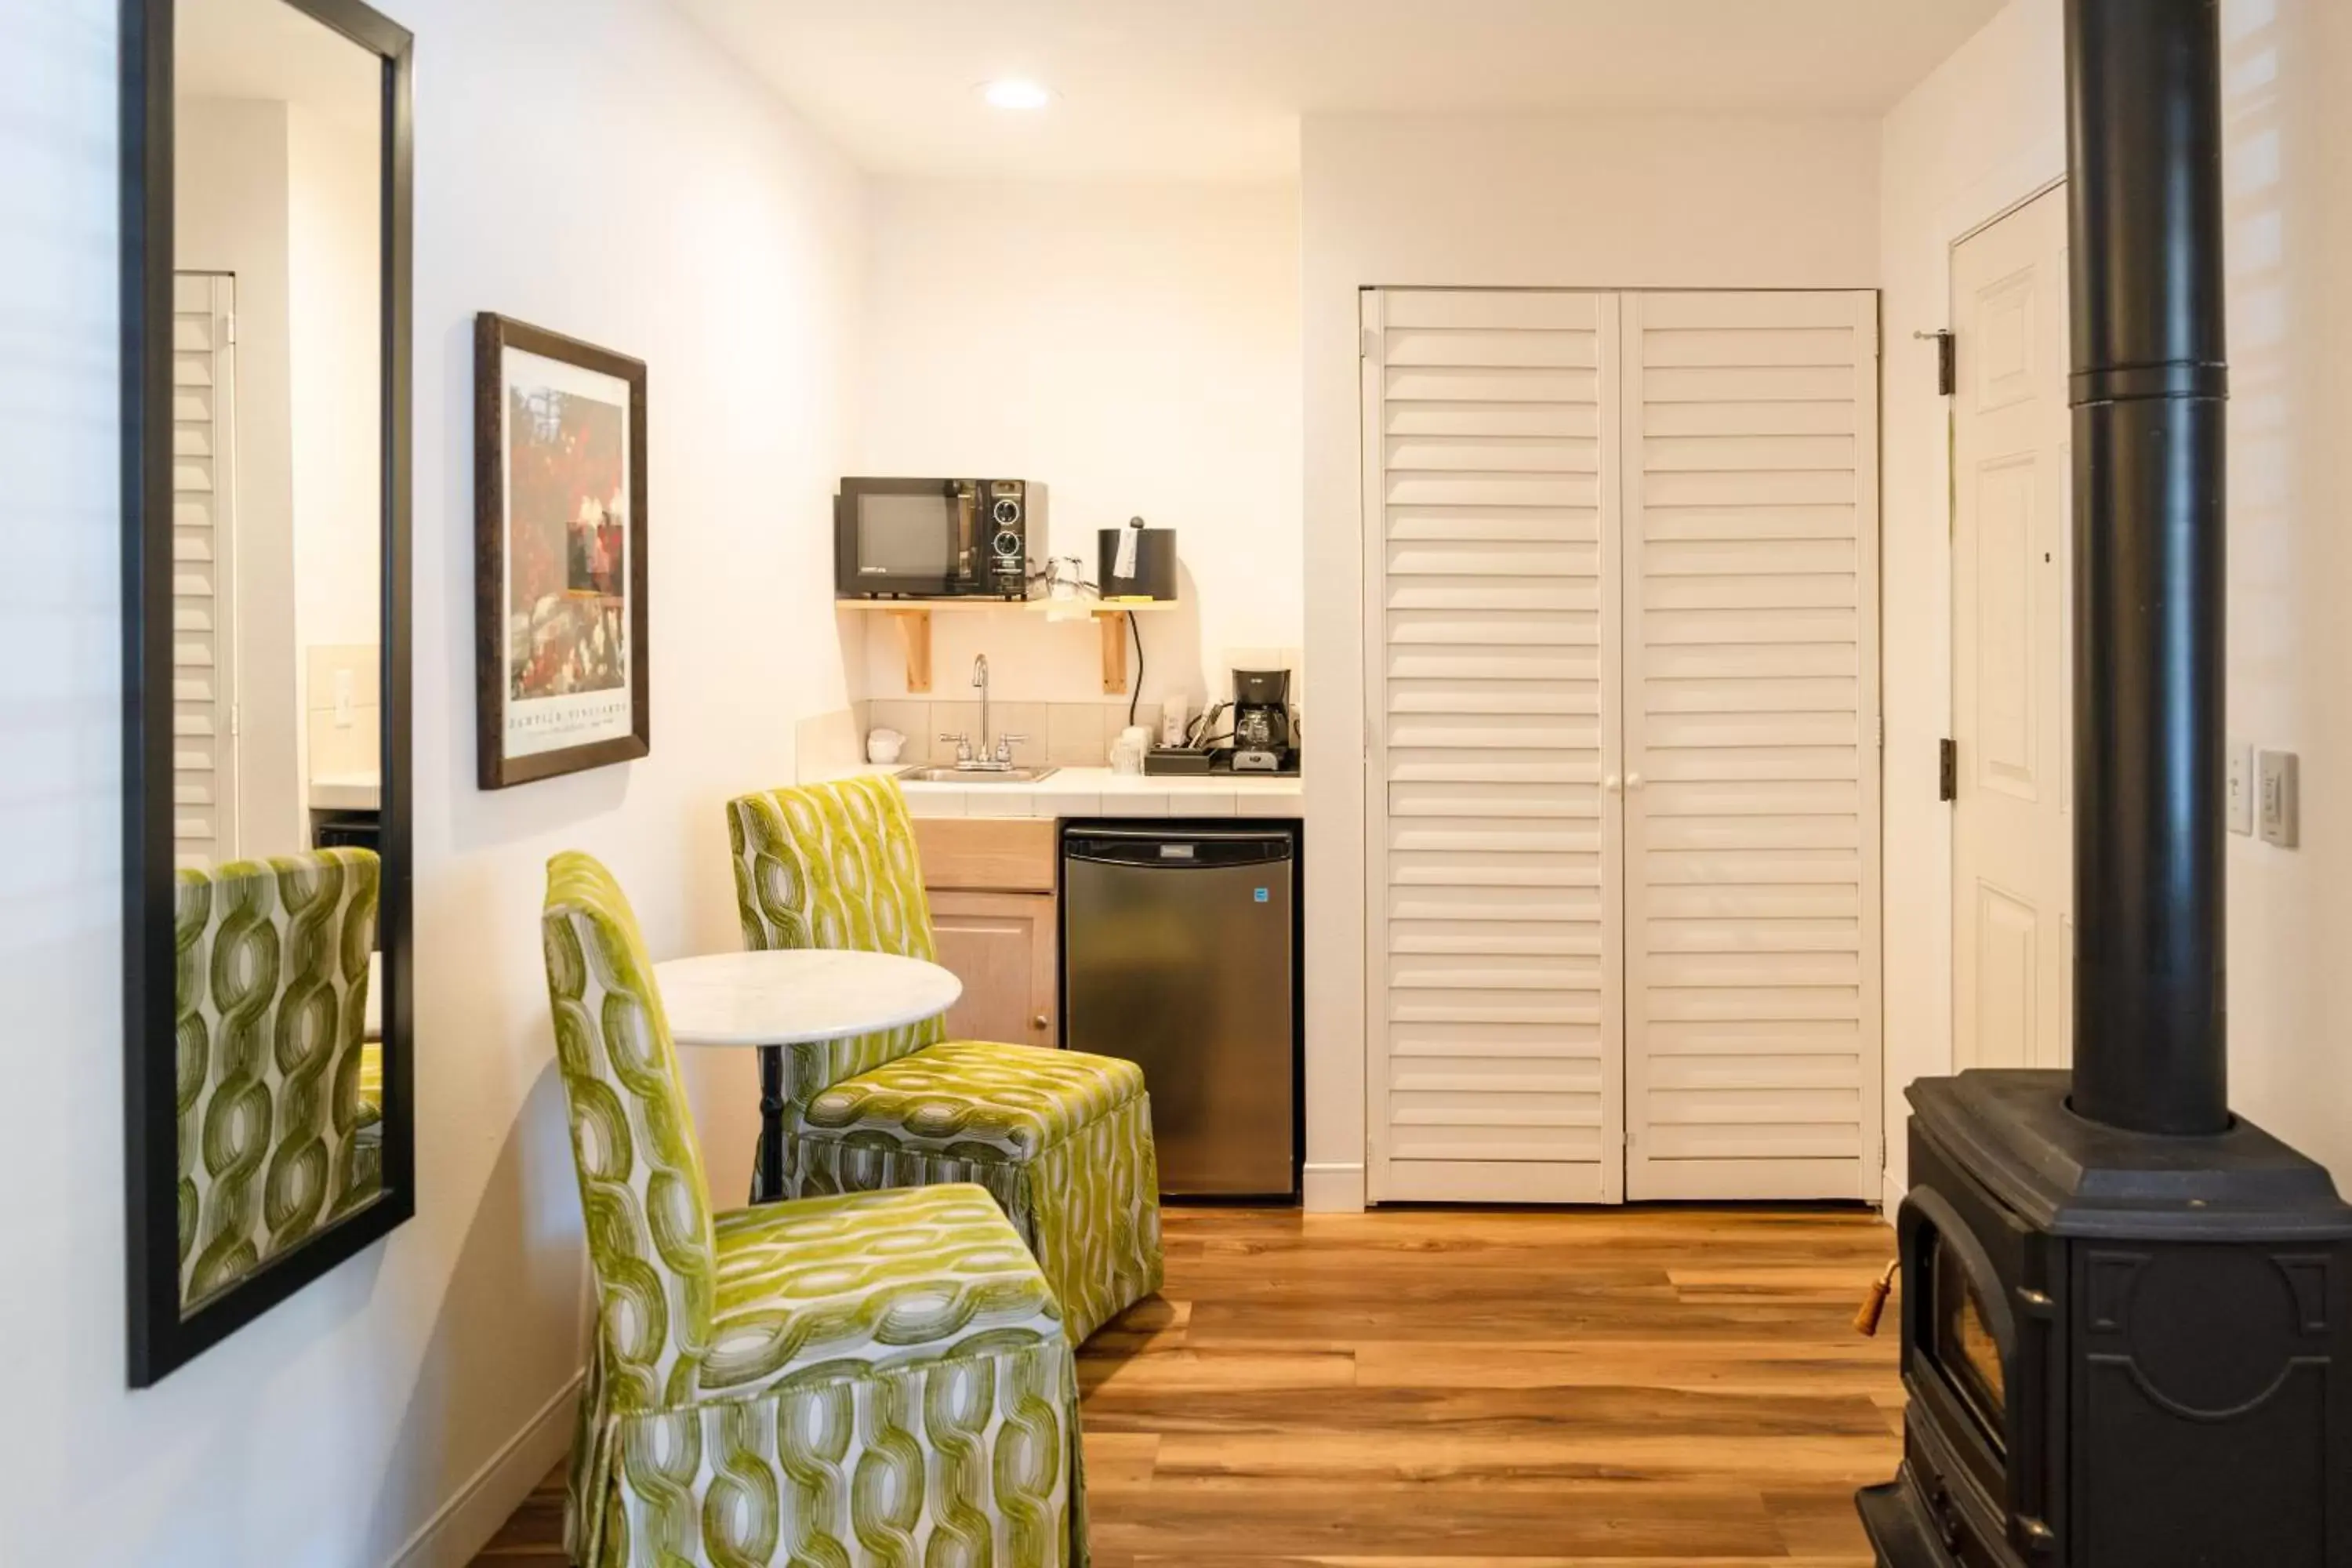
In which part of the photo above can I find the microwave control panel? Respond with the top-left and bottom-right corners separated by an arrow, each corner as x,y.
987,480 -> 1033,591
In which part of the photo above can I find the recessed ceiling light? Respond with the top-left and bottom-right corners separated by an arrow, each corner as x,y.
979,78 -> 1054,111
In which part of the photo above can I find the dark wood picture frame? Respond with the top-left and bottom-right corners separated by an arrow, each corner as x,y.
121,0 -> 417,1388
473,314 -> 652,789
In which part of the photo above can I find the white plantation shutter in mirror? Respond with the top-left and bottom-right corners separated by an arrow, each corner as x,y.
1619,291 -> 1881,1200
172,273 -> 238,872
1363,289 -> 1625,1204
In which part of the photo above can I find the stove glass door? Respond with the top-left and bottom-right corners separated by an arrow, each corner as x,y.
1931,1233 -> 2007,1446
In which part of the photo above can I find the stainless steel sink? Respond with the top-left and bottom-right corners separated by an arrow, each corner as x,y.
895,765 -> 1060,785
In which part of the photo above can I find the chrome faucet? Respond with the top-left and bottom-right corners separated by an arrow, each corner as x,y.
974,654 -> 992,759
939,652 -> 1025,770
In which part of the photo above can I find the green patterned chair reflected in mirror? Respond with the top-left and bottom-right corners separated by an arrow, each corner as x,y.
541,851 -> 1087,1566
174,848 -> 383,1315
725,776 -> 1163,1345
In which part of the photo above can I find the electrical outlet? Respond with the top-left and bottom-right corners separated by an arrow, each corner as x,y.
333,668 -> 355,728
2225,741 -> 2253,836
2257,748 -> 2299,848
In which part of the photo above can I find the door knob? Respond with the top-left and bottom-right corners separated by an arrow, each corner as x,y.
1033,1013 -> 1049,1031
1603,774 -> 1622,793
1626,771 -> 1645,789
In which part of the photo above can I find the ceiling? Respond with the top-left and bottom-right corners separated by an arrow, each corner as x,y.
673,0 -> 2005,180
178,0 -> 382,132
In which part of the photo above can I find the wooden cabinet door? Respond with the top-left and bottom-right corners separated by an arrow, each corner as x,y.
927,890 -> 1058,1047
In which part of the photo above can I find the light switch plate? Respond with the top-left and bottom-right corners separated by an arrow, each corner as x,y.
2225,741 -> 2253,836
2257,748 -> 2299,848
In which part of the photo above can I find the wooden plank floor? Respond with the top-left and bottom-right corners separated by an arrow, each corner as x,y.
472,1204 -> 1903,1566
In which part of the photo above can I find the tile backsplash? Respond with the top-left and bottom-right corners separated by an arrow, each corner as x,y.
865,699 -> 1165,768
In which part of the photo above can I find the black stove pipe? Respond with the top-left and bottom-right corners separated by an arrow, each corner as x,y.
2066,0 -> 2230,1136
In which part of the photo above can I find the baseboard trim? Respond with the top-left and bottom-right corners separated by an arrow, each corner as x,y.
386,1370 -> 582,1568
1302,1160 -> 1366,1214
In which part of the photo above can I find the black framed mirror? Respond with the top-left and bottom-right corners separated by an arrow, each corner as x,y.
121,0 -> 413,1386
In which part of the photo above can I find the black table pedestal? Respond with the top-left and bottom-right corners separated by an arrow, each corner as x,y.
751,1044 -> 786,1204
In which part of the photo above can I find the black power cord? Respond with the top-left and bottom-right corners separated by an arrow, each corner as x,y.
1127,607 -> 1145,728
1032,557 -> 1149,730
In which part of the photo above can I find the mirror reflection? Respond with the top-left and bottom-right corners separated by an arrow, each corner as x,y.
170,0 -> 388,1314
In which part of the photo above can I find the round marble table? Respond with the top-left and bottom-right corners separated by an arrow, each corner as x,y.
652,949 -> 962,1202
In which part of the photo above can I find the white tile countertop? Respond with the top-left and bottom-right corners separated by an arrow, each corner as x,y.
831,764 -> 1301,820
308,772 -> 381,812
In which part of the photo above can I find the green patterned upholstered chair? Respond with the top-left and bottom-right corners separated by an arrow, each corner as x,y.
724,776 -> 1163,1346
541,851 -> 1087,1567
175,849 -> 382,1310
355,958 -> 385,1184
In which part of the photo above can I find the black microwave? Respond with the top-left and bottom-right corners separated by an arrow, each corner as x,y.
834,477 -> 1040,599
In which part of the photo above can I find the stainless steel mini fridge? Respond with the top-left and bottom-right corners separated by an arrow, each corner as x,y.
1062,825 -> 1298,1198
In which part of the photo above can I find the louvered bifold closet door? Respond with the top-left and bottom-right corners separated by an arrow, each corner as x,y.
1363,289 -> 1624,1205
172,273 -> 238,871
1619,291 -> 1881,1200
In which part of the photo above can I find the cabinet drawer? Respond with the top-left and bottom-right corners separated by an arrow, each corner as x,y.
914,818 -> 1057,893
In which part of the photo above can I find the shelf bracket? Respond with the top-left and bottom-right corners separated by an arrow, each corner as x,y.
887,608 -> 932,693
1098,609 -> 1129,695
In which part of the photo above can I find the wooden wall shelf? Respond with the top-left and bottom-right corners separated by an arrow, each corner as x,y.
838,597 -> 1174,695
833,597 -> 1177,613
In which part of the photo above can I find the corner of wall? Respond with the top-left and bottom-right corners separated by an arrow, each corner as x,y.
1303,1161 -> 1367,1214
386,1374 -> 583,1568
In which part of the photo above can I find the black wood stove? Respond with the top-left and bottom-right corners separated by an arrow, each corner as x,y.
1857,3 -> 2352,1565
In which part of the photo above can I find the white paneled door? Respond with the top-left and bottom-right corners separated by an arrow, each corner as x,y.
1951,187 -> 2072,1073
1620,291 -> 1882,1200
172,272 -> 239,871
1362,289 -> 1625,1204
1363,286 -> 1881,1204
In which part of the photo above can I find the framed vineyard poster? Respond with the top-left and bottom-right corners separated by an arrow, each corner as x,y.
474,313 -> 649,788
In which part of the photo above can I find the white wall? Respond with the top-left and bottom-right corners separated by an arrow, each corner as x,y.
1875,0 -> 2065,1200
854,179 -> 1302,715
0,2 -> 865,1565
179,94 -> 305,855
2219,0 -> 2352,1183
1876,0 -> 2352,1191
1301,111 -> 1882,1210
288,103 -> 384,810
289,103 -> 383,667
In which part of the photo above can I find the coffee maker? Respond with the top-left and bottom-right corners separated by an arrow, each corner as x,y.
1229,668 -> 1295,774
